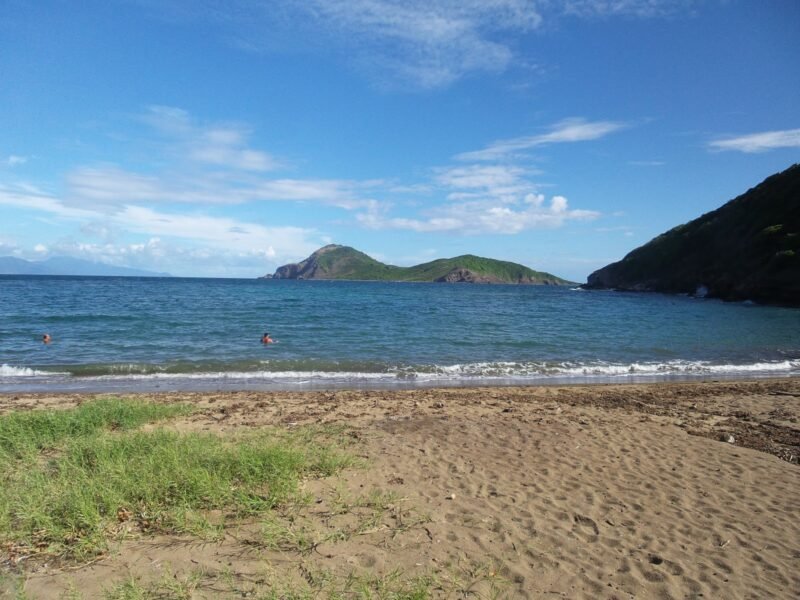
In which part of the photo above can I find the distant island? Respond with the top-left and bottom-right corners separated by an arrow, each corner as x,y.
584,163 -> 800,306
266,245 -> 573,285
0,256 -> 171,277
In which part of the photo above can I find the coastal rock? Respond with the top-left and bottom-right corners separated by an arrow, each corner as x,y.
435,268 -> 501,283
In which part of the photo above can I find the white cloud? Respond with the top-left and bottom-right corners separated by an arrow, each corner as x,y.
434,164 -> 541,211
0,179 -> 323,268
59,106 -> 385,210
49,239 -> 168,265
351,118 -> 608,235
79,221 -> 116,241
595,225 -> 634,236
550,195 -> 568,213
5,155 -> 28,167
0,182 -> 98,219
252,179 -> 383,209
33,244 -> 48,253
114,205 -> 320,257
141,105 -> 280,171
66,164 -> 379,210
67,166 -> 169,204
3,105 -> 614,270
628,160 -> 665,166
358,193 -> 598,234
47,237 -> 288,277
456,118 -> 626,161
143,1 -> 696,90
301,0 -> 544,88
0,238 -> 20,255
435,164 -> 531,190
560,0 -> 695,18
708,128 -> 800,153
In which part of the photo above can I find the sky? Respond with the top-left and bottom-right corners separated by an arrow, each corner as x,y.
1,0 -> 798,280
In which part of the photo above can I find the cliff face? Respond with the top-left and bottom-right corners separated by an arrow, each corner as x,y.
268,245 -> 572,285
584,164 -> 800,305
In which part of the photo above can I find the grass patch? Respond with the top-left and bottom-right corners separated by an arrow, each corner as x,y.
100,567 -> 436,600
258,486 -> 428,556
0,400 -> 354,561
103,568 -> 205,600
0,397 -> 193,458
97,560 -> 507,600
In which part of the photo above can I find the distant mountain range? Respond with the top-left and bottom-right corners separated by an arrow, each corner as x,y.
266,245 -> 573,285
0,256 -> 171,277
584,163 -> 800,306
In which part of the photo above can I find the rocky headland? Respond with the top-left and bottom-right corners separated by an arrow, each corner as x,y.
584,163 -> 800,306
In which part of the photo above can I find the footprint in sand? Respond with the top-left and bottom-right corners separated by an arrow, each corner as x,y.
573,513 -> 600,541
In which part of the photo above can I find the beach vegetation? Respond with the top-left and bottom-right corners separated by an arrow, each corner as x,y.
0,399 -> 355,562
99,566 -> 436,599
0,396 -> 192,458
258,486 -> 427,555
102,567 -> 204,600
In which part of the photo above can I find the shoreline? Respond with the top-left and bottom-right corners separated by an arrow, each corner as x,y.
4,378 -> 799,598
2,378 -> 798,464
2,369 -> 798,395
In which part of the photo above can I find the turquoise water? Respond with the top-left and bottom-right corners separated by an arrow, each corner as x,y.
1,275 -> 798,392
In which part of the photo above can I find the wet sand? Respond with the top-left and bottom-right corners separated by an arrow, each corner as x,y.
3,379 -> 799,599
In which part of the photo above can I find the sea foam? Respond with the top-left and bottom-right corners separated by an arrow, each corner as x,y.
0,364 -> 50,377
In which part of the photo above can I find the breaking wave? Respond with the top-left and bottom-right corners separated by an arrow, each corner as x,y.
2,359 -> 798,389
0,364 -> 53,377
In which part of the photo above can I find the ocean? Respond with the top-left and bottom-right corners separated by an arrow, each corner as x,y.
1,275 -> 798,392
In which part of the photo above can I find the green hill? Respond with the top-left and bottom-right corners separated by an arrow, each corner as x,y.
269,245 -> 572,285
584,163 -> 800,305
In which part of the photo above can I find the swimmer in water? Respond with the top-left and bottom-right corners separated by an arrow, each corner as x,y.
261,332 -> 274,344
42,333 -> 51,344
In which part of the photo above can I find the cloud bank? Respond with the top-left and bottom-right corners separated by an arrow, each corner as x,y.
144,0 -> 699,88
709,128 -> 800,153
3,107 -> 617,273
456,118 -> 626,161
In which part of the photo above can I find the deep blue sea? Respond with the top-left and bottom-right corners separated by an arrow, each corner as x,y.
1,275 -> 798,392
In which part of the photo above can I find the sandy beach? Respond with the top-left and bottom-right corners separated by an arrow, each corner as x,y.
2,379 -> 799,599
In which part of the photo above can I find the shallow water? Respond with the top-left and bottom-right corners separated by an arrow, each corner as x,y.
1,275 -> 798,391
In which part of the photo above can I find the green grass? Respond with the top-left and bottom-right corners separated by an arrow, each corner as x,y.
0,399 -> 355,561
258,487 -> 422,555
96,560 -> 508,600
0,397 -> 193,458
100,567 -> 436,600
305,245 -> 571,284
399,254 -> 569,283
103,568 -> 205,600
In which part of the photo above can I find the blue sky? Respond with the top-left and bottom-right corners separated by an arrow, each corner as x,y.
1,0 -> 798,279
